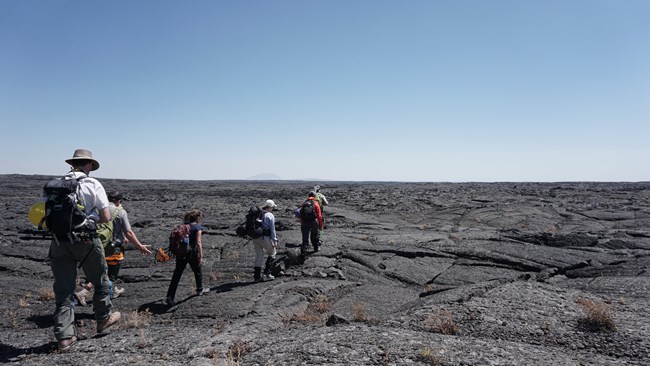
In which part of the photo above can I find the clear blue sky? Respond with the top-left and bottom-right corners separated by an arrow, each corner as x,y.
1,0 -> 648,182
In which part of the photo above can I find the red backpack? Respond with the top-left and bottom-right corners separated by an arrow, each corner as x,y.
169,224 -> 191,257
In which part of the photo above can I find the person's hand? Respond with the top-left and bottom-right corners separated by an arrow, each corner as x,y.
139,244 -> 153,255
273,241 -> 278,248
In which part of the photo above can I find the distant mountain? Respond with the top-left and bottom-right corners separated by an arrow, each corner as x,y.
247,173 -> 283,181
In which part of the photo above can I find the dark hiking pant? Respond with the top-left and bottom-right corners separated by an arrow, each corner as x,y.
166,253 -> 203,301
301,220 -> 320,251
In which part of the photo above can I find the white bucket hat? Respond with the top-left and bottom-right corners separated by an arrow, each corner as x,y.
262,199 -> 277,209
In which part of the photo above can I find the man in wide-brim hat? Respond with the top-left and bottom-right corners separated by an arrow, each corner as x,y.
48,148 -> 120,351
65,148 -> 100,171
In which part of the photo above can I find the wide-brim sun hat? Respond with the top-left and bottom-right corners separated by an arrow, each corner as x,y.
65,149 -> 100,171
263,199 -> 278,208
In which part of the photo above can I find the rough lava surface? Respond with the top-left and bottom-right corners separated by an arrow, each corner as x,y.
1,175 -> 649,365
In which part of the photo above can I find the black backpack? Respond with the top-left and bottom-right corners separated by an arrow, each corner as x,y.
42,174 -> 90,242
300,200 -> 317,222
236,205 -> 264,239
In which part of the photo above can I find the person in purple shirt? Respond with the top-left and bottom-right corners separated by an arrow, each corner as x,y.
253,199 -> 279,282
166,209 -> 209,306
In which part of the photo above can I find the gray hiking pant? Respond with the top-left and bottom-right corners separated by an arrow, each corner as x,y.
49,236 -> 112,340
253,236 -> 276,267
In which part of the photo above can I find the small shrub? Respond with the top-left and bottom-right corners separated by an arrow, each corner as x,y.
425,309 -> 459,335
576,297 -> 617,332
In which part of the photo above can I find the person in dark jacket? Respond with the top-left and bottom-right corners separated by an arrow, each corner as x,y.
299,191 -> 323,255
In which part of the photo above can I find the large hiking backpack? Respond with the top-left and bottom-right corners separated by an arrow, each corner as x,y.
315,192 -> 327,208
42,174 -> 90,242
169,224 -> 192,257
236,205 -> 264,239
97,206 -> 122,251
300,200 -> 317,222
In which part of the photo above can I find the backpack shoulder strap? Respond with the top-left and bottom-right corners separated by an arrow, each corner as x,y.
110,206 -> 122,221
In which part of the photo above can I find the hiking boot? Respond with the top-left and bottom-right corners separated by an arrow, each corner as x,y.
74,288 -> 89,307
254,267 -> 262,282
58,336 -> 77,352
313,243 -> 319,252
197,288 -> 210,296
96,311 -> 121,333
113,287 -> 125,298
264,273 -> 275,281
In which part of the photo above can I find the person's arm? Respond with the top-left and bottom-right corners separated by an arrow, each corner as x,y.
196,230 -> 203,261
316,203 -> 323,230
95,183 -> 110,223
124,230 -> 152,255
97,207 -> 110,223
268,213 -> 278,245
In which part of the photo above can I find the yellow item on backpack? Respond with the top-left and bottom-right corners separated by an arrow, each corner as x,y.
28,202 -> 46,228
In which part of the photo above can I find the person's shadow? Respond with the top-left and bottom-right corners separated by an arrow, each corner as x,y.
137,281 -> 254,315
0,342 -> 56,362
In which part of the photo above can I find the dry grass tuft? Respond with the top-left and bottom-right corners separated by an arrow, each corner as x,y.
38,287 -> 55,301
210,271 -> 224,281
576,297 -> 617,332
227,250 -> 240,259
19,295 -> 30,308
352,302 -> 368,322
312,294 -> 330,314
283,295 -> 332,325
288,308 -> 323,324
123,309 -> 153,329
136,329 -> 153,348
7,310 -> 19,328
227,340 -> 251,360
424,309 -> 459,335
417,347 -> 442,365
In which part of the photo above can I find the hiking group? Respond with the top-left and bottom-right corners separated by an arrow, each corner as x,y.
41,148 -> 330,352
